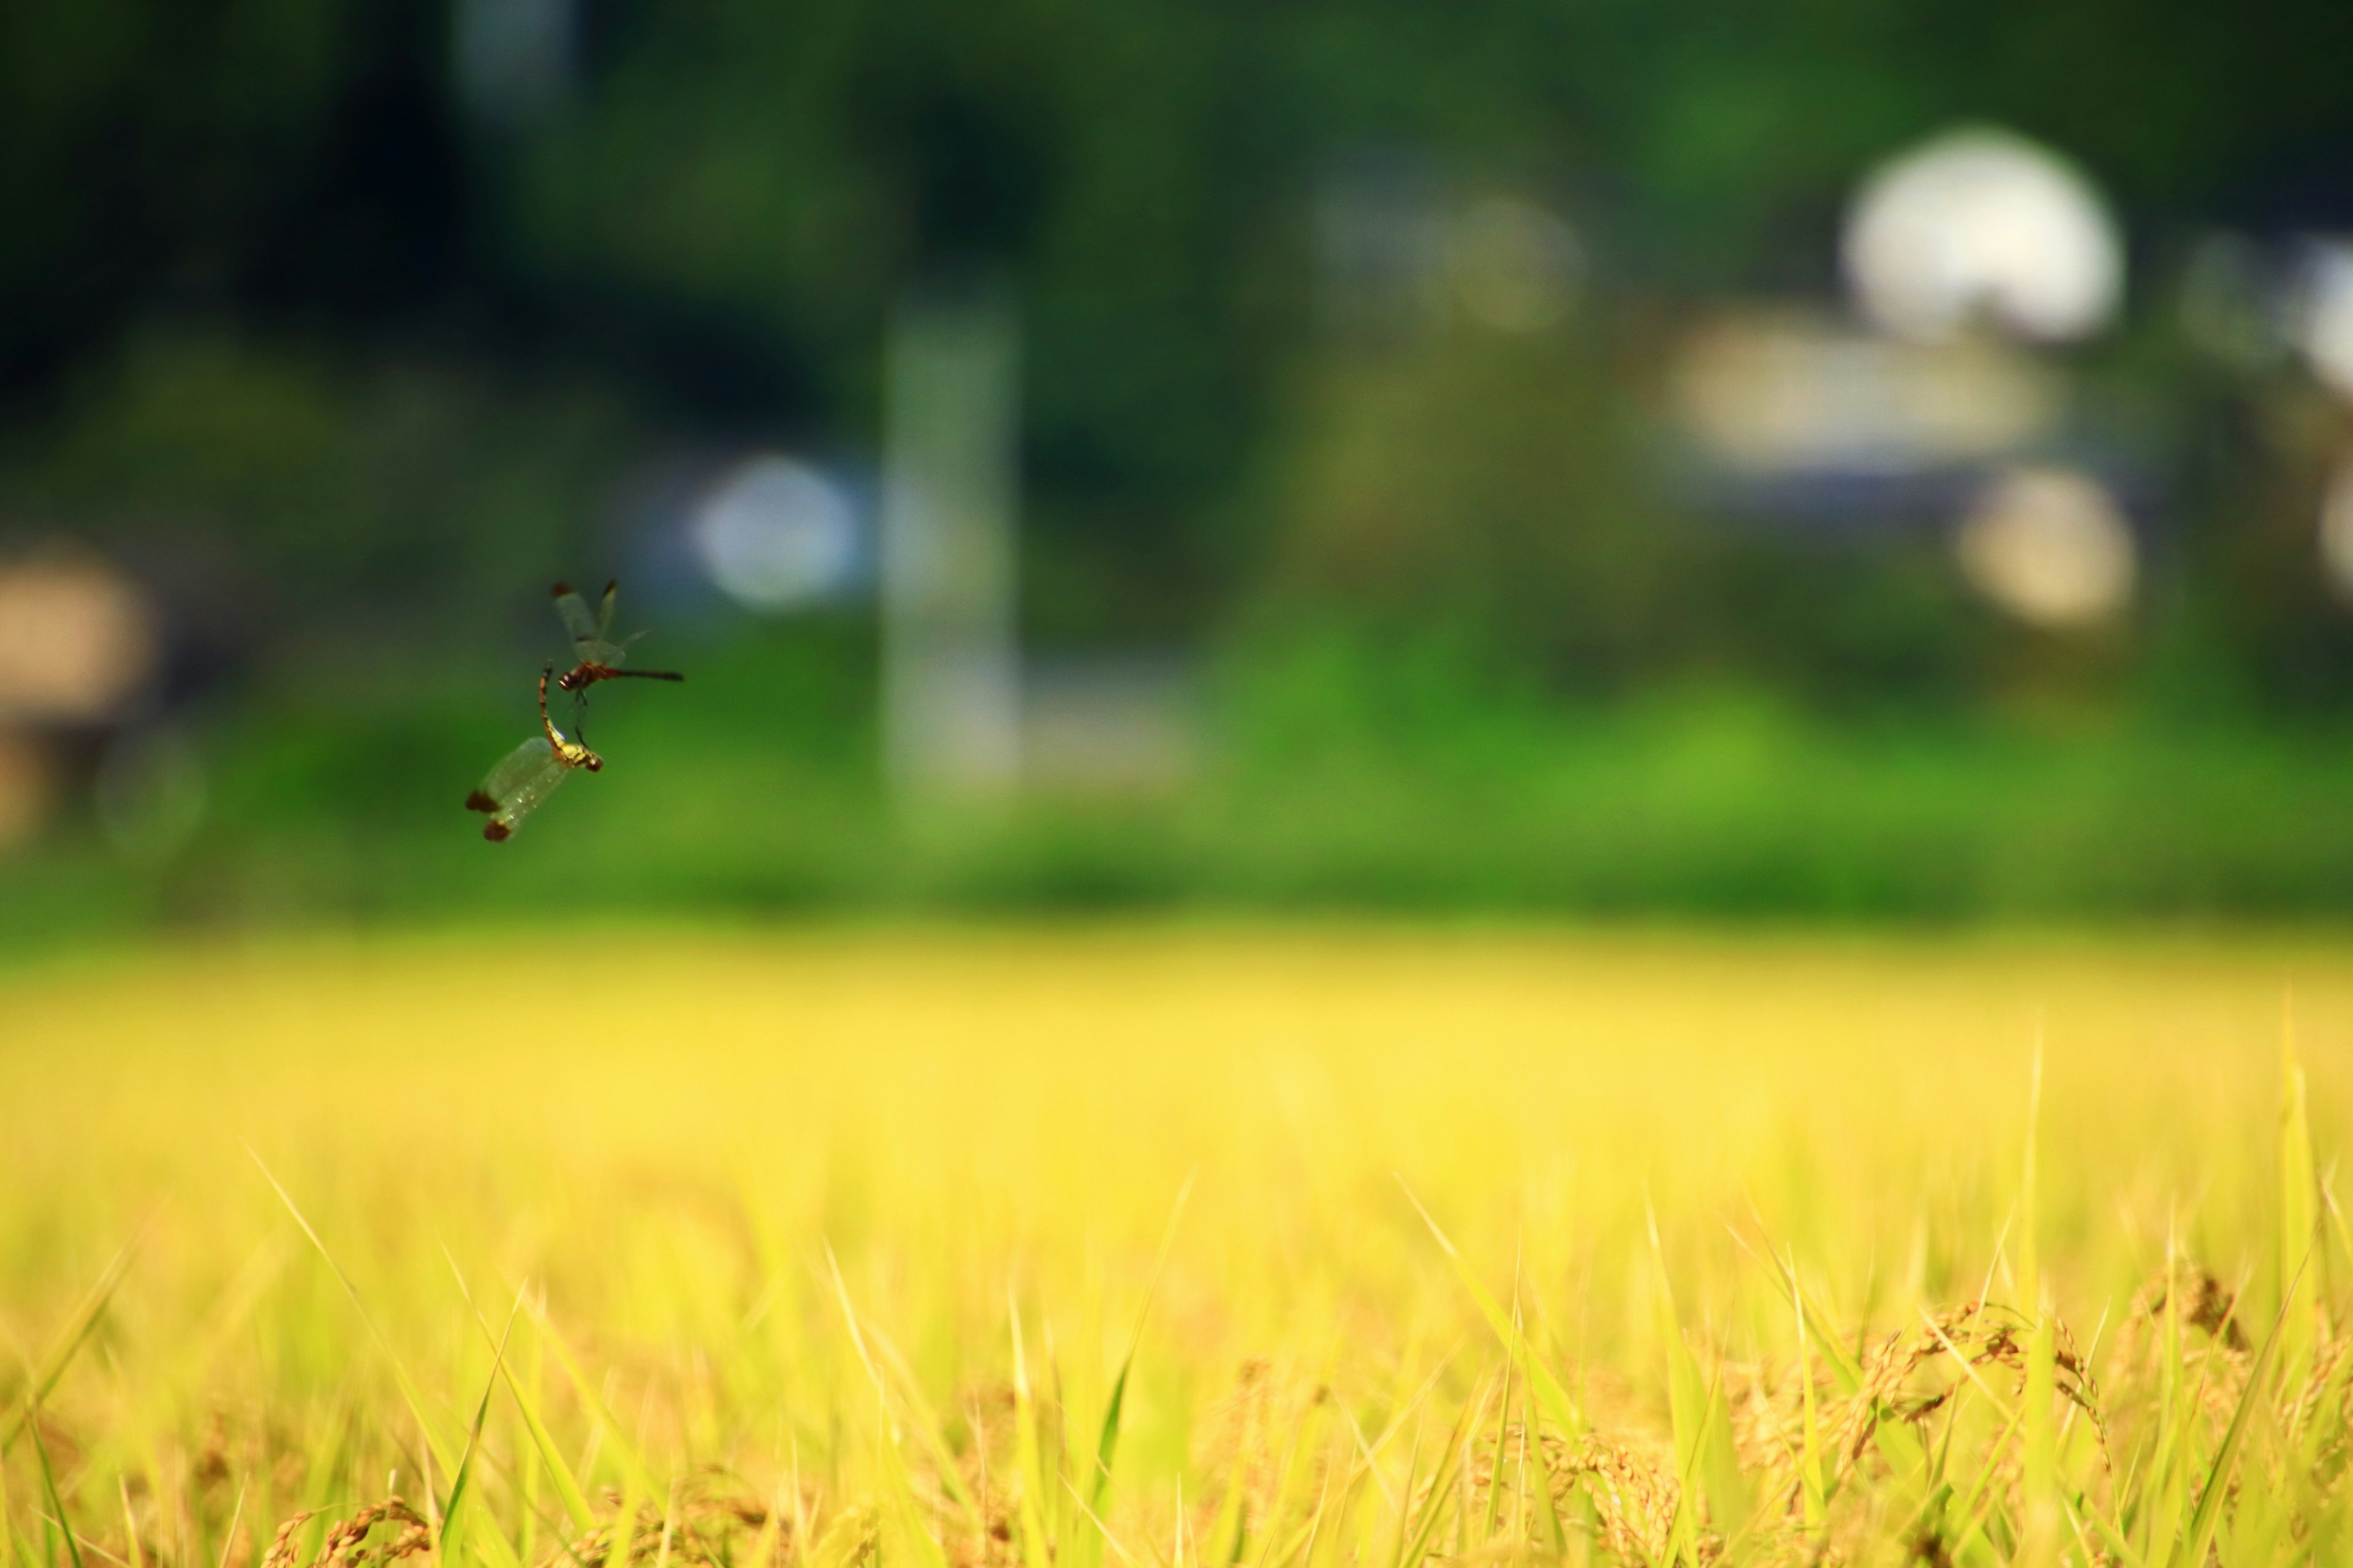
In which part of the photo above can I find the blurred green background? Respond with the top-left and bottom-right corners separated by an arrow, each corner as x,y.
6,0 -> 2353,937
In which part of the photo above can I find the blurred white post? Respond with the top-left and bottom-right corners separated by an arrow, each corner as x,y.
880,288 -> 1023,801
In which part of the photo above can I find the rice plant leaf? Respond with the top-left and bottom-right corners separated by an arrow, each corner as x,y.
1398,1180 -> 1583,1440
441,1287 -> 525,1548
2177,1251 -> 2308,1568
0,1224 -> 147,1456
1094,1176 -> 1192,1512
249,1154 -> 463,1474
1792,1264 -> 1825,1535
1649,1208 -> 1738,1562
2067,1491 -> 2148,1568
522,1297 -> 657,1498
1395,1377 -> 1485,1568
1009,1290 -> 1055,1568
825,1250 -> 981,1529
2277,1010 -> 2320,1398
28,1416 -> 83,1568
491,1329 -> 596,1534
824,1248 -> 950,1568
2018,1297 -> 2058,1564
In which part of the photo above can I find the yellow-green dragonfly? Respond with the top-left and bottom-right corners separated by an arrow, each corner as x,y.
466,665 -> 601,842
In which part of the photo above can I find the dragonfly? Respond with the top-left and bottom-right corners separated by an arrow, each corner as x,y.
552,579 -> 683,697
466,665 -> 602,842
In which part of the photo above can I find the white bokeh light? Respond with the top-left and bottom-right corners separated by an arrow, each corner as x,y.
2319,456 -> 2353,600
2294,242 -> 2353,404
1844,126 -> 2123,345
1955,465 -> 2136,629
690,455 -> 863,610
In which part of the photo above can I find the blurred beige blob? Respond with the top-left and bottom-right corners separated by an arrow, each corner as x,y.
1675,311 -> 2062,472
2319,456 -> 2353,600
0,556 -> 159,722
1845,126 -> 2122,344
1955,466 -> 2137,628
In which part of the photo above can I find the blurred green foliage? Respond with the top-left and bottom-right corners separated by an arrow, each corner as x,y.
2,621 -> 2351,941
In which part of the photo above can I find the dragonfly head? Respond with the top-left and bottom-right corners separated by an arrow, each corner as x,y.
580,748 -> 604,773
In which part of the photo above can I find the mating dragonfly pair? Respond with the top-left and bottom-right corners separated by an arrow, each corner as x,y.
467,581 -> 682,842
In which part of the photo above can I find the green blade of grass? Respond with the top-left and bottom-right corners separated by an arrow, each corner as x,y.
490,1324 -> 596,1535
2175,1250 -> 2309,1568
1647,1208 -> 1711,1564
1093,1176 -> 1192,1513
28,1417 -> 83,1568
440,1286 -> 525,1549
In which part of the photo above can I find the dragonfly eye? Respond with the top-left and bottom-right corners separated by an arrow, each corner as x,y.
583,752 -> 604,773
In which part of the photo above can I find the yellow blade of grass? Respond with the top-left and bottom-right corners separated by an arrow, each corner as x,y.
517,1314 -> 548,1563
119,1478 -> 143,1568
249,1155 -> 464,1475
2018,1034 -> 2042,1312
612,1426 -> 644,1568
740,1481 -> 782,1568
2018,1296 -> 2058,1568
1064,1478 -> 1156,1568
1398,1180 -> 1583,1442
2277,1006 -> 2319,1398
823,1249 -> 980,1534
1009,1289 -> 1055,1568
520,1298 -> 657,1499
0,1224 -> 148,1456
822,1246 -> 950,1568
2066,1491 -> 2148,1568
1205,1439 -> 1254,1568
1393,1379 -> 1485,1568
1792,1261 -> 1825,1536
1249,1355 -> 1336,1568
1482,1324 -> 1516,1544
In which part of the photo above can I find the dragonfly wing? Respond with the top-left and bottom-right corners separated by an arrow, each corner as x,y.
552,584 -> 606,661
468,737 -> 572,840
596,580 -> 618,639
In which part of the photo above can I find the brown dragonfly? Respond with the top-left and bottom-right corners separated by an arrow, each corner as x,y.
466,665 -> 602,842
553,580 -> 683,697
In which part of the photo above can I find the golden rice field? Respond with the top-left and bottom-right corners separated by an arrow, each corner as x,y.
1,928 -> 2349,1568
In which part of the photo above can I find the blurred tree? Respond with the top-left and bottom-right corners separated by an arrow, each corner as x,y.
1,0 -> 2351,680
